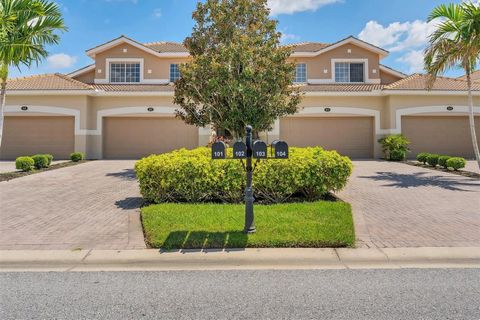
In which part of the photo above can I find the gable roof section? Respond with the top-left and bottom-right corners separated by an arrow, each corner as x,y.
86,35 -> 189,58
379,64 -> 406,79
68,64 -> 95,78
143,41 -> 188,53
385,74 -> 480,91
458,70 -> 480,82
290,36 -> 389,58
7,73 -> 92,91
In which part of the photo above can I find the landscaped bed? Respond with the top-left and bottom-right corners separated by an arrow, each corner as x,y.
0,160 -> 88,182
142,201 -> 355,249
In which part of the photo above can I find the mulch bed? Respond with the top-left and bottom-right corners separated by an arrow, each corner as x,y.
0,161 -> 89,182
404,160 -> 480,179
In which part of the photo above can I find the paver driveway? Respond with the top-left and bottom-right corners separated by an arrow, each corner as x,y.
338,161 -> 480,248
0,161 -> 145,250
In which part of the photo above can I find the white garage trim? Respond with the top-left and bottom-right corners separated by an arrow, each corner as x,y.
290,106 -> 390,135
89,106 -> 177,135
394,105 -> 480,134
4,105 -> 85,135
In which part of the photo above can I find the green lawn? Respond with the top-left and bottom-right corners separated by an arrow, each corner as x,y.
141,201 -> 355,249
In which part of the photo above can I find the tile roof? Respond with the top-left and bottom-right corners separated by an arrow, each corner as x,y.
287,42 -> 330,52
6,73 -> 92,90
143,41 -> 188,53
457,70 -> 480,82
299,84 -> 384,92
91,84 -> 174,92
385,73 -> 480,91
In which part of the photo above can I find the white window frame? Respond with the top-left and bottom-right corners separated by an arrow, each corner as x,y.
294,63 -> 307,84
332,59 -> 368,84
170,64 -> 181,83
105,58 -> 144,84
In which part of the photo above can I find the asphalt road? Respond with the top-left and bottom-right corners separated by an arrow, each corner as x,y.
1,269 -> 479,320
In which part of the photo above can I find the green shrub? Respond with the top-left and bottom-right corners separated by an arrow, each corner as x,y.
446,157 -> 466,171
135,147 -> 353,204
426,154 -> 440,167
15,156 -> 34,172
70,152 -> 84,162
438,155 -> 451,169
44,154 -> 54,165
31,154 -> 49,169
378,134 -> 410,161
416,152 -> 430,164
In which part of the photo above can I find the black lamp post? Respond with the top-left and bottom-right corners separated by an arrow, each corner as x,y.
244,125 -> 256,234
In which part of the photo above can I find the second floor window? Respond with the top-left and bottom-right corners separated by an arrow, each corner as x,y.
335,62 -> 364,83
170,64 -> 181,82
110,63 -> 140,83
294,63 -> 307,83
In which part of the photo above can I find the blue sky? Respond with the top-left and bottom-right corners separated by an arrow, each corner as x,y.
9,0 -> 467,79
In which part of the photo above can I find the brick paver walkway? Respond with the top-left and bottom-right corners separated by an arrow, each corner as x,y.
0,161 -> 146,250
338,161 -> 480,248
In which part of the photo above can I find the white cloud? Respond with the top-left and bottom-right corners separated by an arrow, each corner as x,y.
280,32 -> 299,43
358,20 -> 437,52
267,0 -> 341,15
396,50 -> 425,73
153,8 -> 162,18
47,53 -> 77,69
358,19 -> 439,74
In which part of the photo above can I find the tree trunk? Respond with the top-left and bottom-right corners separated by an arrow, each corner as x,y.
466,71 -> 480,169
0,67 -> 7,149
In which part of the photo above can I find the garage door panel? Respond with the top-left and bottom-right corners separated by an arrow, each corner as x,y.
103,117 -> 198,159
0,116 -> 75,160
280,117 -> 374,158
402,116 -> 480,158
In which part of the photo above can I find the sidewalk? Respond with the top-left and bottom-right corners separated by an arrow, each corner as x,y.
1,247 -> 479,271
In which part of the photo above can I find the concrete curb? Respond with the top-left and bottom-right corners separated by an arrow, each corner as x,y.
1,247 -> 479,271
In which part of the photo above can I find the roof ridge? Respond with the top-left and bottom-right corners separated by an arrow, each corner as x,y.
54,73 -> 93,89
385,73 -> 421,89
8,73 -> 58,81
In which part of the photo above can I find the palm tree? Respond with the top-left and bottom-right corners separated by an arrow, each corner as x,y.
424,1 -> 480,169
0,0 -> 66,147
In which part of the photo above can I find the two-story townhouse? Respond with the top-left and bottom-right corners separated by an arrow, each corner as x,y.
1,35 -> 479,160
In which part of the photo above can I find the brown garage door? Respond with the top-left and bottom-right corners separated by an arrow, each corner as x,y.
103,117 -> 199,159
280,117 -> 374,158
402,115 -> 480,158
0,116 -> 75,160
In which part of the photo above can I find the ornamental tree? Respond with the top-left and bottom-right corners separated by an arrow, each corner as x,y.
174,0 -> 302,139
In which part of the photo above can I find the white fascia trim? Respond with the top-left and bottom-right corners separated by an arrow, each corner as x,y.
93,91 -> 174,96
383,90 -> 480,96
291,37 -> 389,58
393,105 -> 480,134
87,36 -> 188,59
4,105 -> 87,135
293,106 -> 389,135
379,65 -> 406,79
304,91 -> 381,96
89,106 -> 177,135
68,64 -> 95,78
6,90 -> 95,96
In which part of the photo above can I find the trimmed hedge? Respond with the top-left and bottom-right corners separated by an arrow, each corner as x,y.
446,157 -> 466,171
70,152 -> 84,162
44,154 -> 54,165
378,134 -> 410,161
135,147 -> 353,204
416,152 -> 429,164
426,154 -> 440,167
15,156 -> 34,172
438,155 -> 451,169
32,154 -> 49,169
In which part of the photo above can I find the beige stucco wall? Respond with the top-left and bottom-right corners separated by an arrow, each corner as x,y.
379,70 -> 402,84
289,43 -> 381,81
387,94 -> 480,129
73,69 -> 95,83
94,43 -> 189,81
